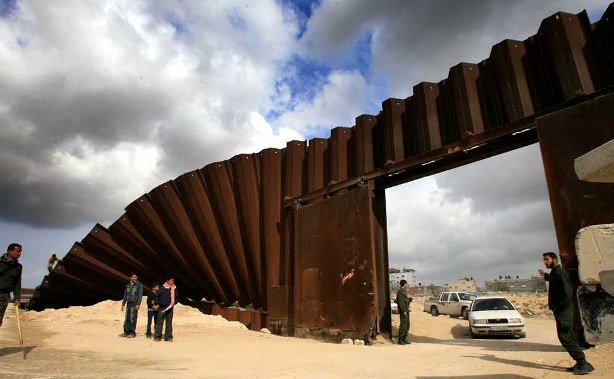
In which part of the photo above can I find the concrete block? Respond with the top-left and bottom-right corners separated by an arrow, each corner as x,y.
354,339 -> 365,345
574,139 -> 614,183
340,338 -> 354,344
600,270 -> 614,297
576,224 -> 614,285
578,285 -> 614,345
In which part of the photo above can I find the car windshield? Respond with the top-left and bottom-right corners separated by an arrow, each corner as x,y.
459,293 -> 475,301
472,298 -> 514,311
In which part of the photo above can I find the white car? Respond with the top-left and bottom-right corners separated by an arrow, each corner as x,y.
391,299 -> 399,314
468,296 -> 526,338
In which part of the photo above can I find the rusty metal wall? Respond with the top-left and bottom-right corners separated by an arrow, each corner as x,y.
29,5 -> 614,336
293,186 -> 377,341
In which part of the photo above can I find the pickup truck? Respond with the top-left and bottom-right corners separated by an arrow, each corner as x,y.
423,292 -> 476,319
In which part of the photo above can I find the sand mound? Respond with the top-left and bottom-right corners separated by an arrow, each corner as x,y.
24,300 -> 248,332
505,293 -> 553,318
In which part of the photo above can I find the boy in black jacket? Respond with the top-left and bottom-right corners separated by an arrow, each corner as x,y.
145,282 -> 159,338
154,275 -> 178,342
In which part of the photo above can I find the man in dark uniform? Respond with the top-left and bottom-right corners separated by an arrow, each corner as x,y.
539,252 -> 594,375
396,279 -> 412,345
0,243 -> 22,328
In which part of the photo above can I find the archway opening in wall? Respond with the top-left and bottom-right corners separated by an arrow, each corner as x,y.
384,143 -> 557,340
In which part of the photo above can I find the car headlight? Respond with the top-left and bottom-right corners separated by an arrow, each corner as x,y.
472,319 -> 488,324
508,318 -> 522,323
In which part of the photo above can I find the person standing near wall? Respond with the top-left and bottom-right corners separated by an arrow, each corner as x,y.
145,282 -> 159,338
539,252 -> 594,375
154,275 -> 178,342
120,272 -> 143,338
47,254 -> 58,273
0,243 -> 22,328
396,279 -> 412,345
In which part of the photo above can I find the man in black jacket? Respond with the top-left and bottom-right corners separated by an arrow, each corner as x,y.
0,243 -> 23,327
539,251 -> 594,375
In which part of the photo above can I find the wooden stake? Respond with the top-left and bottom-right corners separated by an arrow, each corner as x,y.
15,304 -> 23,345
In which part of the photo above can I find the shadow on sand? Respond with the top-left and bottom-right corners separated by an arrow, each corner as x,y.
408,324 -> 564,353
466,353 -> 572,373
0,345 -> 37,360
416,375 -> 536,379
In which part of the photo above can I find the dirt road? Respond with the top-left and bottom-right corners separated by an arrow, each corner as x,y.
0,300 -> 612,378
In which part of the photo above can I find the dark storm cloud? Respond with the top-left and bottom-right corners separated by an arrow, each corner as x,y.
9,80 -> 169,146
0,176 -> 114,227
0,1 -> 297,229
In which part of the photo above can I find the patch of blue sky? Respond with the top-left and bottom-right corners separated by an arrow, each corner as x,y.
0,0 -> 17,18
279,0 -> 321,38
164,15 -> 191,42
274,55 -> 332,108
344,30 -> 372,78
274,28 -> 373,104
586,5 -> 607,23
227,7 -> 247,31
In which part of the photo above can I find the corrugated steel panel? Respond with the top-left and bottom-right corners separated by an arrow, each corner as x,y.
202,161 -> 255,306
588,4 -> 614,89
330,127 -> 353,184
174,170 -> 238,304
354,115 -> 377,175
260,149 -> 283,288
306,138 -> 329,192
231,154 -> 265,308
408,82 -> 441,154
381,98 -> 406,163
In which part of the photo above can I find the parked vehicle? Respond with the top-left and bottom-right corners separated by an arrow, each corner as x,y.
391,298 -> 399,314
468,296 -> 526,338
423,292 -> 475,319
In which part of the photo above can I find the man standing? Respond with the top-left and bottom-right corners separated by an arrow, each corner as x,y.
47,253 -> 58,273
539,252 -> 594,375
0,243 -> 22,328
396,279 -> 412,345
154,275 -> 178,342
120,272 -> 143,338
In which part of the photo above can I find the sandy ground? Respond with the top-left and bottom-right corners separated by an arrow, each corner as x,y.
0,296 -> 612,379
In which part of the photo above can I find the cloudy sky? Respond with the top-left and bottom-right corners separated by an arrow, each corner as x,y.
1,0 -> 610,289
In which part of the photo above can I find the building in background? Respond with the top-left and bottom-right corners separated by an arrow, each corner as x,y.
484,275 -> 547,292
389,268 -> 416,291
448,277 -> 478,293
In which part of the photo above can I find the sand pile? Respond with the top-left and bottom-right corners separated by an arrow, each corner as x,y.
23,300 -> 249,332
505,293 -> 553,318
